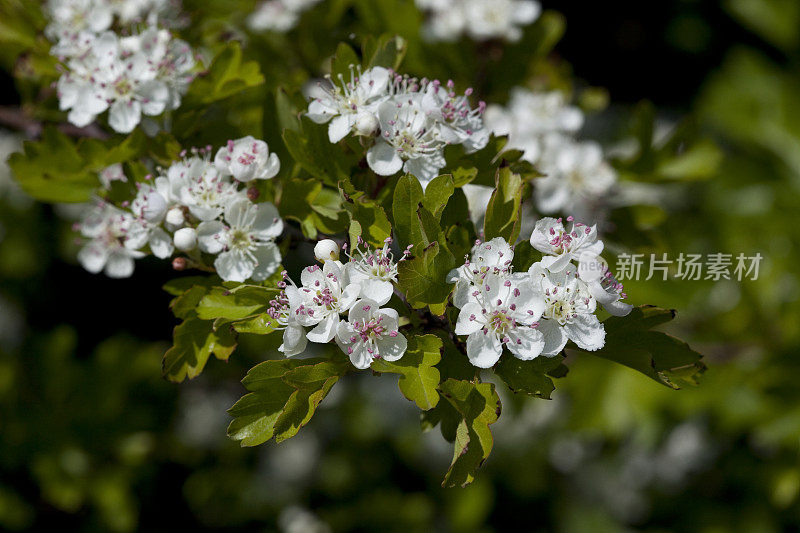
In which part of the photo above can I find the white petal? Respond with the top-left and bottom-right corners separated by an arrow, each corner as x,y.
214,251 -> 255,282
454,302 -> 484,335
108,100 -> 142,133
250,243 -> 281,282
307,313 -> 338,343
376,333 -> 407,362
564,314 -> 606,351
77,242 -> 109,274
149,227 -> 174,259
328,114 -> 353,143
280,323 -> 307,356
366,141 -> 403,176
104,249 -> 135,278
507,328 -> 545,360
538,319 -> 569,356
360,278 -> 393,306
465,330 -> 503,368
196,221 -> 226,254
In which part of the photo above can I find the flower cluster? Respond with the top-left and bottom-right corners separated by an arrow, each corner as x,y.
415,0 -> 541,42
307,66 -> 489,188
448,216 -> 632,368
75,136 -> 283,280
270,237 -> 411,369
485,89 -> 617,221
248,0 -> 323,33
44,0 -> 176,42
49,12 -> 195,133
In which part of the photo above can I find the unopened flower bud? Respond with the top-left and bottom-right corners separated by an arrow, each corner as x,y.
172,257 -> 187,271
174,227 -> 197,251
314,239 -> 340,262
165,207 -> 185,228
247,186 -> 260,201
354,111 -> 379,137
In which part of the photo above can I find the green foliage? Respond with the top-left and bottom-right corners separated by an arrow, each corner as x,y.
494,355 -> 567,399
182,42 -> 265,108
371,334 -> 442,410
439,380 -> 501,488
8,128 -> 145,203
574,306 -> 706,389
483,167 -> 524,243
228,357 -> 350,446
162,317 -> 238,382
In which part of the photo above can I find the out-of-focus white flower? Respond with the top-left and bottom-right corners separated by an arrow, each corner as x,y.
335,298 -> 407,369
76,201 -> 144,277
485,89 -> 583,164
196,199 -> 283,282
214,136 -> 280,182
417,0 -> 541,42
423,79 -> 488,153
125,184 -> 174,258
248,0 -> 323,33
98,163 -> 127,189
535,137 -> 617,216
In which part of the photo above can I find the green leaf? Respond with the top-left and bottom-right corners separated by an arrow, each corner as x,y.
574,305 -> 706,389
397,241 -> 456,314
362,33 -> 407,70
342,190 -> 392,247
182,42 -> 264,107
439,379 -> 501,488
195,286 -> 273,321
391,173 -> 425,249
483,167 -> 524,243
494,355 -> 565,399
228,358 -> 350,446
422,174 -> 455,221
282,118 -> 355,185
331,42 -> 361,79
162,318 -> 238,383
371,334 -> 442,410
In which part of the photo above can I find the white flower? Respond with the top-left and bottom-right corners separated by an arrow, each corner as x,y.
535,137 -> 617,216
214,136 -> 281,182
447,237 -> 515,309
125,184 -> 174,258
454,272 -> 545,368
587,265 -> 633,317
268,286 -> 309,357
367,95 -> 447,188
176,158 -> 243,221
76,201 -> 144,278
196,199 -> 283,282
485,89 -> 583,164
306,66 -> 391,143
45,0 -> 112,41
248,0 -> 322,32
344,237 -> 406,306
98,163 -> 127,189
417,0 -> 540,42
314,239 -> 340,262
529,216 -> 603,273
422,80 -> 488,153
529,263 -> 605,354
285,260 -> 361,343
335,299 -> 407,369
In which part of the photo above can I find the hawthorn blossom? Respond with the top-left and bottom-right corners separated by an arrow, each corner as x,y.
98,163 -> 127,189
306,66 -> 391,143
529,216 -> 603,273
335,299 -> 407,369
76,201 -> 144,278
285,260 -> 360,343
344,237 -> 408,306
214,136 -> 281,182
268,285 -> 308,357
447,237 -> 515,309
422,79 -> 489,153
314,239 -> 340,262
125,184 -> 174,258
52,25 -> 195,133
529,263 -> 605,354
196,199 -> 283,282
587,265 -> 633,317
176,158 -> 243,221
366,95 -> 447,188
535,137 -> 617,216
454,272 -> 545,368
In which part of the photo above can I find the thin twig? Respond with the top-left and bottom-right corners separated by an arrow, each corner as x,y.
0,105 -> 110,140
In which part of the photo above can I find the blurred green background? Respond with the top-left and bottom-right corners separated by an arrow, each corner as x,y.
2,0 -> 800,531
